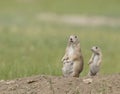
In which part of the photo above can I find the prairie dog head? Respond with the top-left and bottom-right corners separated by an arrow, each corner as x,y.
68,35 -> 79,46
91,46 -> 101,54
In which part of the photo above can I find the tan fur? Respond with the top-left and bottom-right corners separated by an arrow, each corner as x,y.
61,35 -> 84,77
88,46 -> 102,76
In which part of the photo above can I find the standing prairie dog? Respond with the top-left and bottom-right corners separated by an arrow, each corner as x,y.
88,46 -> 102,76
61,35 -> 84,77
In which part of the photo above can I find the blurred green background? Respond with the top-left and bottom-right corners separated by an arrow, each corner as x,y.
0,0 -> 120,79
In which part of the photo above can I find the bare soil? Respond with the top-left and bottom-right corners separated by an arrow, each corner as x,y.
0,74 -> 120,94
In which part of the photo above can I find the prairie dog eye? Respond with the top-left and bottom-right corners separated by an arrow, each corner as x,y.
75,36 -> 77,38
96,47 -> 98,49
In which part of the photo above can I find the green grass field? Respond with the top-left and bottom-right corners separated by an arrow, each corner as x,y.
0,0 -> 120,16
0,26 -> 120,79
0,0 -> 120,79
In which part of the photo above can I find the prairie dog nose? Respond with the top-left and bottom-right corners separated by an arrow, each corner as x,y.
70,38 -> 73,41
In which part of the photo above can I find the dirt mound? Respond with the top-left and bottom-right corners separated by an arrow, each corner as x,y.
0,74 -> 120,94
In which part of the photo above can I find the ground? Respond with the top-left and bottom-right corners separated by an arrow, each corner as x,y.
0,74 -> 120,94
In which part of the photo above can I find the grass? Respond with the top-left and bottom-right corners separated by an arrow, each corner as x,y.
0,0 -> 120,16
0,0 -> 120,79
0,25 -> 120,79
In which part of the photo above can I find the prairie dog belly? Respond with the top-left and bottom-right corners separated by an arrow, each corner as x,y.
90,55 -> 100,75
62,60 -> 74,76
68,46 -> 74,56
90,63 -> 100,75
93,55 -> 99,64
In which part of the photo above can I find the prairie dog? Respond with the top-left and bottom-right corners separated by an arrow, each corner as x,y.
88,46 -> 102,76
62,35 -> 84,77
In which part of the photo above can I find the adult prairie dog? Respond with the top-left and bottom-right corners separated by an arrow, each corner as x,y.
62,35 -> 84,77
88,46 -> 102,76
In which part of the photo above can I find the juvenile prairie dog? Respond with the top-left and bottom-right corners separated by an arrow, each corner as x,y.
62,35 -> 84,77
88,46 -> 102,76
